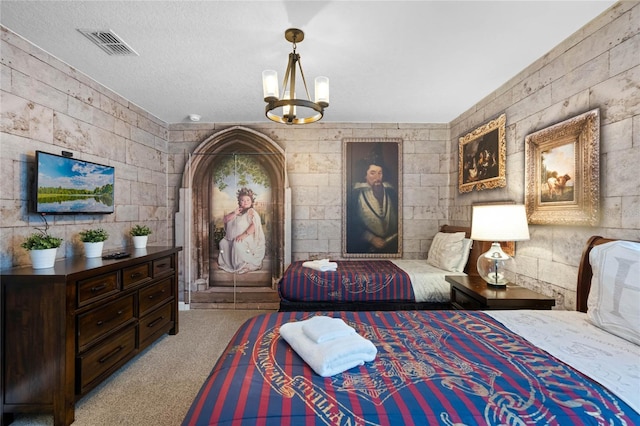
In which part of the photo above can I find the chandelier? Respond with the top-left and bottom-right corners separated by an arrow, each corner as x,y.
262,28 -> 329,125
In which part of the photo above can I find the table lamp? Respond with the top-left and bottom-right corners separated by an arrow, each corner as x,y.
470,204 -> 530,286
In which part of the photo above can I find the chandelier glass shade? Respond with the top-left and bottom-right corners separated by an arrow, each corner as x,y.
262,28 -> 329,125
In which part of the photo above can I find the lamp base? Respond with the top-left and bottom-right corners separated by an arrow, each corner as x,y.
486,280 -> 508,288
476,242 -> 515,286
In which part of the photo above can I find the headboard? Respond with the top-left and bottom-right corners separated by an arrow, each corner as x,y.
439,225 -> 491,277
576,236 -> 615,313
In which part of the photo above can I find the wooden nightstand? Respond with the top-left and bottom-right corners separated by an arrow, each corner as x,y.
446,275 -> 555,310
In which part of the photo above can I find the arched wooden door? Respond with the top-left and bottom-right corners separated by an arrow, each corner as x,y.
177,126 -> 287,305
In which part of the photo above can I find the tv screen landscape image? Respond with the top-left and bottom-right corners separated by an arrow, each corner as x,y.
35,151 -> 115,214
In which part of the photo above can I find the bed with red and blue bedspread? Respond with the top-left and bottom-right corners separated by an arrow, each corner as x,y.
278,225 -> 485,311
182,309 -> 638,425
182,236 -> 640,425
278,260 -> 416,310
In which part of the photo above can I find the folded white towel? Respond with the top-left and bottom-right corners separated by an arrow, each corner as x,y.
301,259 -> 338,272
302,316 -> 356,343
280,319 -> 377,377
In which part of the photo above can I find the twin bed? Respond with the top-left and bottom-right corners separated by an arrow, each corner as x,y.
278,225 -> 487,311
183,235 -> 640,425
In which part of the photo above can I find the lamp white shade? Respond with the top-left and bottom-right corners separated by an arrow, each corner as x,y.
314,76 -> 329,105
262,70 -> 279,100
471,204 -> 530,242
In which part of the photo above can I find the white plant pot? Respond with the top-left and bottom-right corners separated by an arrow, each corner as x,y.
30,248 -> 57,269
133,235 -> 148,249
84,241 -> 104,258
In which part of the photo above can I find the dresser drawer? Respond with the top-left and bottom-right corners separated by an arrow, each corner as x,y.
153,255 -> 174,276
451,287 -> 484,310
122,262 -> 151,289
78,325 -> 136,393
77,295 -> 135,350
77,272 -> 119,308
139,277 -> 173,316
139,302 -> 173,347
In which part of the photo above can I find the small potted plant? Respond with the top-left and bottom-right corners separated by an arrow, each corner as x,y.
130,224 -> 152,249
79,228 -> 109,258
22,230 -> 63,269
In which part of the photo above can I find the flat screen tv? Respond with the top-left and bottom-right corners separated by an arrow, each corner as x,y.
34,150 -> 115,214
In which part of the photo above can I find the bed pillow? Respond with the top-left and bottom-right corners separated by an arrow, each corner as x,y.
587,240 -> 640,345
427,232 -> 466,272
452,238 -> 473,273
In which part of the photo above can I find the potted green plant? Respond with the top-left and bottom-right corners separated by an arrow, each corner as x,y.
79,228 -> 109,258
130,224 -> 152,249
22,231 -> 63,269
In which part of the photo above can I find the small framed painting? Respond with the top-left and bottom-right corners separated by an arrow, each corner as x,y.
524,109 -> 600,226
458,114 -> 507,193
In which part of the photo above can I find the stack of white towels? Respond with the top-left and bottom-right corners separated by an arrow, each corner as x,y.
279,316 -> 377,377
301,258 -> 338,272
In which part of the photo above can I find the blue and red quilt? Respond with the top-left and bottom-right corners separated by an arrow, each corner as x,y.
183,310 -> 639,425
277,260 -> 415,303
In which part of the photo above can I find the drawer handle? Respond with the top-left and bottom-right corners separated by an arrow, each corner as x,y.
96,310 -> 124,326
130,272 -> 143,279
90,284 -> 108,293
99,345 -> 124,364
147,289 -> 166,300
156,263 -> 168,268
147,316 -> 165,328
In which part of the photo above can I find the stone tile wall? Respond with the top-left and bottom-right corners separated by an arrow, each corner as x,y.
1,2 -> 637,311
167,122 -> 452,263
448,2 -> 639,309
0,26 -> 172,269
0,24 -> 453,286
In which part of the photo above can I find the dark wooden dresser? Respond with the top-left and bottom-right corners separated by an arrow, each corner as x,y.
1,246 -> 182,426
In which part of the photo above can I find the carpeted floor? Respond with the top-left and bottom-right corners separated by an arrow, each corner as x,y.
10,309 -> 271,426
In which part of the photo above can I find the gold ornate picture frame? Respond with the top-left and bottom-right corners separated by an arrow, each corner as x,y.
342,138 -> 402,258
524,109 -> 600,226
458,114 -> 507,193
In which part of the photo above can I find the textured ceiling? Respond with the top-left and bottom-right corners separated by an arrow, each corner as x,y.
0,1 -> 616,124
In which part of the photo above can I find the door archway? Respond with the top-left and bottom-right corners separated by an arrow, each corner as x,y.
176,126 -> 289,305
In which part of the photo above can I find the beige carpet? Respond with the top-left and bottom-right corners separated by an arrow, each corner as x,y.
11,309 -> 271,426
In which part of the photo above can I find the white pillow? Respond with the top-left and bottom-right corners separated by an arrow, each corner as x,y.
427,232 -> 466,272
587,241 -> 640,345
452,238 -> 473,273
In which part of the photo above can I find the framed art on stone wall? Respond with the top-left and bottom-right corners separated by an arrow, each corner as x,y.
458,114 -> 507,193
524,108 -> 600,226
211,154 -> 273,279
342,138 -> 402,258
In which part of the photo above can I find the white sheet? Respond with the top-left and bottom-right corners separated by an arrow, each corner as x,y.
487,310 -> 640,415
391,259 -> 465,303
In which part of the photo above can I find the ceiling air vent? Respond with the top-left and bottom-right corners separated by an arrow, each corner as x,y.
77,29 -> 139,56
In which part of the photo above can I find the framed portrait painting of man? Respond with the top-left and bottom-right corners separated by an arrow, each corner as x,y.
343,138 -> 402,258
524,109 -> 600,226
458,114 -> 507,193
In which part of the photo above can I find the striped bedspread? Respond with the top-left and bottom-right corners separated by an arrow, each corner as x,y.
277,260 -> 415,303
182,311 -> 638,425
